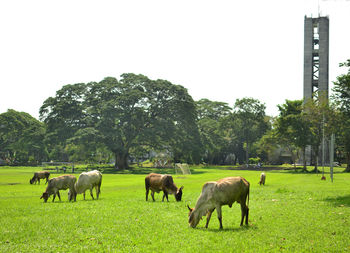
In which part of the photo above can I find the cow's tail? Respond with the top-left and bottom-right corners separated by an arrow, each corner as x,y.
145,177 -> 150,190
247,184 -> 250,208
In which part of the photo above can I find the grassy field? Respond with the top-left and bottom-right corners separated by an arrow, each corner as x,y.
0,165 -> 349,252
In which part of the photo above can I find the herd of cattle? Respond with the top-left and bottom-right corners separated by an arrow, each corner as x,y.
30,170 -> 102,202
30,170 -> 267,229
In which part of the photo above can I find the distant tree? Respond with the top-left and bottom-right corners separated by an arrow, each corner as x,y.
196,99 -> 231,164
233,98 -> 268,164
303,93 -> 334,172
0,109 -> 46,165
257,126 -> 279,164
332,59 -> 350,172
220,113 -> 246,165
275,100 -> 311,170
86,74 -> 201,169
40,83 -> 88,161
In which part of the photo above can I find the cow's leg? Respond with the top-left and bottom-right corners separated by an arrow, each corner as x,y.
96,186 -> 99,200
205,208 -> 215,228
38,179 -> 40,185
240,204 -> 249,226
151,191 -> 155,201
146,187 -> 149,201
57,191 -> 61,201
52,194 -> 56,202
83,192 -> 86,200
216,205 -> 223,229
162,190 -> 169,202
90,187 -> 94,200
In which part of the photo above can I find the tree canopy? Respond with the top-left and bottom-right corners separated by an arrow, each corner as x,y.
0,109 -> 46,165
40,74 -> 201,169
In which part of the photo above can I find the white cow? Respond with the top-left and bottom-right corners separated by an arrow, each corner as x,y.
72,170 -> 102,200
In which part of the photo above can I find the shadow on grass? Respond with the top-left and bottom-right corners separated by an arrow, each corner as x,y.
323,194 -> 350,207
196,224 -> 257,233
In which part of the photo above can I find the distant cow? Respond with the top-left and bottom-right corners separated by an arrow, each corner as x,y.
40,175 -> 77,202
188,176 -> 250,229
259,172 -> 266,186
72,170 -> 102,200
145,173 -> 184,202
30,171 -> 50,185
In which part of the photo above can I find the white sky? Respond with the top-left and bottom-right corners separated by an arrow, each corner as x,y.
1,0 -> 349,119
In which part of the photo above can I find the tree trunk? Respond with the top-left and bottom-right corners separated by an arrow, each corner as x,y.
344,152 -> 350,172
302,147 -> 307,172
246,141 -> 249,165
114,152 -> 129,170
311,151 -> 321,173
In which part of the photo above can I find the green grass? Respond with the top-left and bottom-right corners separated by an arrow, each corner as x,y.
0,166 -> 349,252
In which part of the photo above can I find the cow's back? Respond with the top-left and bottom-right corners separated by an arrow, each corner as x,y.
213,177 -> 249,206
49,175 -> 76,190
146,173 -> 164,192
78,170 -> 101,185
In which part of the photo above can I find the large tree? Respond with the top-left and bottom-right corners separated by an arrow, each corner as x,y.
332,59 -> 350,172
0,109 -> 46,165
41,74 -> 200,169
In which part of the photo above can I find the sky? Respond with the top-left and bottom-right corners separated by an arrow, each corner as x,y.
1,0 -> 350,119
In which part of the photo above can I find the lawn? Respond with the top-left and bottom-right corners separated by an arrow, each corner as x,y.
0,165 -> 349,252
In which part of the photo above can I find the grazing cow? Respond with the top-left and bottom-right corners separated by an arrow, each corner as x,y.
40,175 -> 77,202
72,170 -> 102,200
30,171 -> 50,185
145,173 -> 184,202
259,172 -> 266,186
188,176 -> 250,229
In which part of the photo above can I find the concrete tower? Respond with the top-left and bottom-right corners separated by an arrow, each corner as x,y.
303,16 -> 329,100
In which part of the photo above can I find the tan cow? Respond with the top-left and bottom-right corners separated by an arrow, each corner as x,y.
40,175 -> 77,202
259,172 -> 266,185
30,171 -> 50,185
145,173 -> 184,202
188,176 -> 250,229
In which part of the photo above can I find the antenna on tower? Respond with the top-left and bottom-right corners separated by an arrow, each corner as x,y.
318,0 -> 321,16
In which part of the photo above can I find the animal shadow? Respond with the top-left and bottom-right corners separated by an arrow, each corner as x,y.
199,225 -> 256,233
323,194 -> 350,207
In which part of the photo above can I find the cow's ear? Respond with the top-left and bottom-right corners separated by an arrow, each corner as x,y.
40,195 -> 43,199
180,186 -> 184,190
187,205 -> 193,212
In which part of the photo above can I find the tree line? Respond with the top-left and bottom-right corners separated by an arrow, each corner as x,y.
1,60 -> 350,171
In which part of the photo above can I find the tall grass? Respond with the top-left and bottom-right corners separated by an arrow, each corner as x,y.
0,166 -> 349,252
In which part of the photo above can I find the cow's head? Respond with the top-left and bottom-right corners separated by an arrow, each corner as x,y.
29,178 -> 34,184
175,186 -> 184,201
40,192 -> 49,202
187,205 -> 200,228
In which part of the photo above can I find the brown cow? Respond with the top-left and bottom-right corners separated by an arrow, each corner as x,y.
145,173 -> 184,202
188,176 -> 250,229
30,171 -> 50,185
40,175 -> 77,202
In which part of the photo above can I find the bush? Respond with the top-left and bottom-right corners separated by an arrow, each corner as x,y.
249,157 -> 260,164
